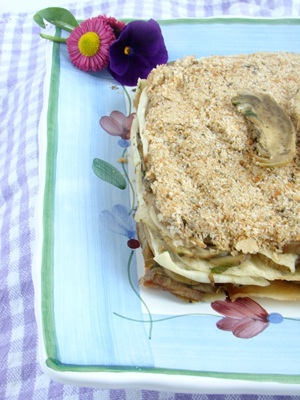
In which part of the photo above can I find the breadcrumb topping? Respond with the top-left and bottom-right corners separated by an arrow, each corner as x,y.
140,53 -> 300,253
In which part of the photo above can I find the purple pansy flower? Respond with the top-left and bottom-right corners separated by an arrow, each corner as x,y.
100,110 -> 134,140
211,297 -> 283,339
108,19 -> 168,86
100,204 -> 140,249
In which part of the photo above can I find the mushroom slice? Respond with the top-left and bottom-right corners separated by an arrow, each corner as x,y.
232,91 -> 296,167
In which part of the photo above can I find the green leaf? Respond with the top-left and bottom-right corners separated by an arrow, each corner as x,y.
92,158 -> 127,190
33,7 -> 79,32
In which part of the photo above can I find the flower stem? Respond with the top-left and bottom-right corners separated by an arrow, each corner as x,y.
40,33 -> 67,43
52,21 -> 75,32
127,250 -> 153,339
122,85 -> 132,115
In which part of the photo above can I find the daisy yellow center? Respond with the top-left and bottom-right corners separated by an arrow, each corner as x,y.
78,32 -> 101,57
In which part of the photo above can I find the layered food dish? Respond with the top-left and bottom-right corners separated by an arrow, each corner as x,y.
131,52 -> 300,302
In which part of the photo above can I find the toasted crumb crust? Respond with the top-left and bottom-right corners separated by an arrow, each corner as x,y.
140,53 -> 300,253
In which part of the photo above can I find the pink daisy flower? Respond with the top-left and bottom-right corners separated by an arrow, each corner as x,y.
66,16 -> 116,72
100,15 -> 126,37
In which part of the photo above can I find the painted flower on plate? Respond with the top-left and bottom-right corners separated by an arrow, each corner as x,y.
211,297 -> 283,339
100,204 -> 140,249
108,19 -> 168,86
100,110 -> 135,140
66,16 -> 116,72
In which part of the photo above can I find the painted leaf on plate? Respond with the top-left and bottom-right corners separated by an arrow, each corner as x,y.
92,158 -> 126,189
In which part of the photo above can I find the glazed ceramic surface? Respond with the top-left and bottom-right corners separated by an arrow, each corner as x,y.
34,18 -> 300,394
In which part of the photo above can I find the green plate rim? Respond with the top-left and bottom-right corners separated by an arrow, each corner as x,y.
40,18 -> 300,385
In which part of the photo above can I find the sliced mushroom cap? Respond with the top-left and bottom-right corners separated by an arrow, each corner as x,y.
232,91 -> 296,167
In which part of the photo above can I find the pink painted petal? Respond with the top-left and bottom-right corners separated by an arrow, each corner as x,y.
217,317 -> 269,339
211,298 -> 268,319
123,113 -> 135,131
110,110 -> 127,124
120,113 -> 135,139
232,318 -> 269,339
216,316 -> 241,332
100,115 -> 124,136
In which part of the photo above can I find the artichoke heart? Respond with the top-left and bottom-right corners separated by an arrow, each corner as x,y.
232,91 -> 296,167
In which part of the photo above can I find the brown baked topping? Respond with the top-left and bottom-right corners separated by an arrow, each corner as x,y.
132,52 -> 300,301
140,53 -> 300,253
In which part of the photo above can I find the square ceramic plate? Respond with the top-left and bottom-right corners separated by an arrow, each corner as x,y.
34,18 -> 300,394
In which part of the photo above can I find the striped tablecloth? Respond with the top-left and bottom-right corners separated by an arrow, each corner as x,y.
1,0 -> 300,399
